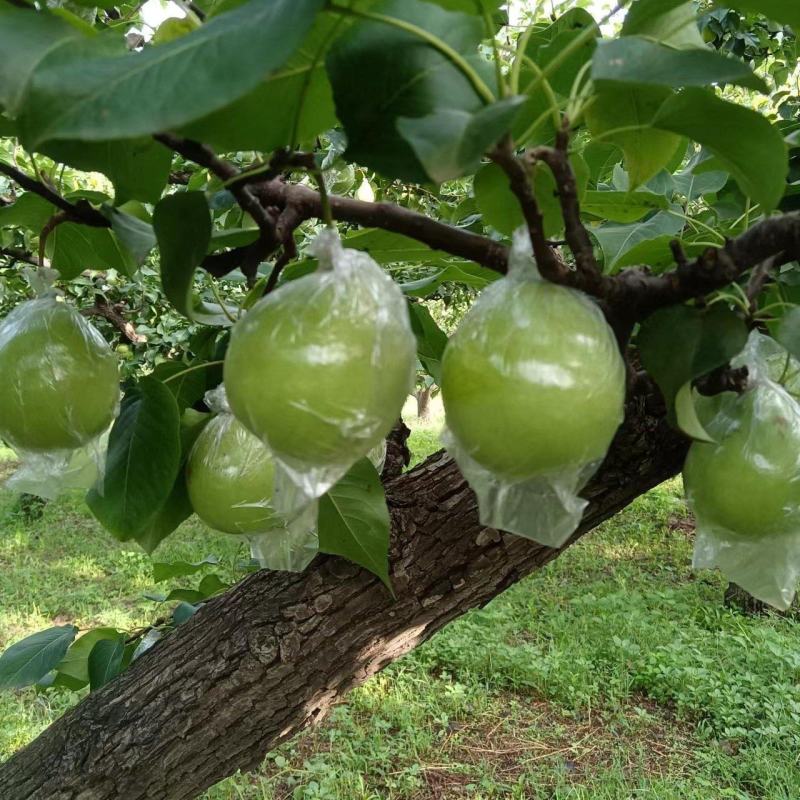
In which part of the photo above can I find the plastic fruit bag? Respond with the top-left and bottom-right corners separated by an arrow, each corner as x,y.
685,332 -> 800,609
441,229 -> 626,547
224,228 -> 415,516
0,287 -> 119,499
187,387 -> 318,573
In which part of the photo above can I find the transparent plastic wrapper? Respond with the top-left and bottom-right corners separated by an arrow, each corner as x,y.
224,228 -> 416,516
0,288 -> 119,499
686,332 -> 800,609
186,387 -> 318,573
441,229 -> 626,547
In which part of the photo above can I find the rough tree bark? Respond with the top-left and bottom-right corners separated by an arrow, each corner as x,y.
0,391 -> 688,800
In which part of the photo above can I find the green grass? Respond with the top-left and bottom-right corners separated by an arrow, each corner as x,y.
1,412 -> 799,798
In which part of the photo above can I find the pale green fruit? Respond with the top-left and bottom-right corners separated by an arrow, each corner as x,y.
187,413 -> 281,535
224,248 -> 415,467
684,387 -> 800,538
442,279 -> 625,480
0,298 -> 119,452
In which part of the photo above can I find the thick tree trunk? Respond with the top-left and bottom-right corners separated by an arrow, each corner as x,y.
0,397 -> 687,800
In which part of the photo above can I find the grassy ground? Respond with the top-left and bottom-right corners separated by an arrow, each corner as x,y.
1,410 -> 799,798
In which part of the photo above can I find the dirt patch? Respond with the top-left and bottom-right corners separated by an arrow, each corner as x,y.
667,515 -> 696,538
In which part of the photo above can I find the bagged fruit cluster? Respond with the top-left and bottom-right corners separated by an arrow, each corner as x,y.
441,229 -> 626,547
685,332 -> 800,609
224,228 -> 415,516
187,386 -> 319,572
0,285 -> 119,499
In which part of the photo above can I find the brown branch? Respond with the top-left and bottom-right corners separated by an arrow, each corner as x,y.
746,254 -> 779,311
38,211 -> 68,266
0,161 -> 108,228
80,298 -> 146,344
489,139 -> 565,283
0,247 -> 39,267
529,125 -> 604,295
612,212 -> 800,320
155,134 -> 279,283
254,179 -> 510,273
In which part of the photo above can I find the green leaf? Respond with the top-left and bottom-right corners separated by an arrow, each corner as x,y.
638,304 -> 749,422
105,207 -> 157,265
88,638 -> 125,691
592,210 -> 685,273
326,0 -> 493,182
586,86 -> 681,190
19,0 -> 325,148
182,15 -> 339,151
318,458 -> 392,591
42,139 -> 171,204
397,97 -> 524,184
581,190 -> 668,223
710,1 -> 800,29
172,602 -> 199,626
776,307 -> 800,362
622,0 -> 705,49
474,158 -> 587,238
134,407 -> 211,553
653,89 -> 788,212
198,574 -> 229,597
0,191 -> 56,231
0,7 -> 88,115
153,192 -> 236,327
0,625 -> 77,690
473,162 -> 523,235
593,37 -> 767,93
408,302 -> 449,384
56,627 -> 120,685
87,377 -> 182,541
153,556 -> 221,584
513,9 -> 599,145
48,224 -> 138,279
151,362 -> 208,410
675,382 -> 714,443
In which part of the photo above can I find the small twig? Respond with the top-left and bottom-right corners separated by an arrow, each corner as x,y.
0,161 -> 109,228
265,204 -> 304,293
528,122 -> 603,294
80,297 -> 147,344
155,134 -> 279,284
489,137 -> 565,282
746,254 -> 780,312
38,211 -> 68,266
0,247 -> 40,267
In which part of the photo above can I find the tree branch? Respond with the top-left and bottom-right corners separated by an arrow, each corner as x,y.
0,247 -> 39,267
80,297 -> 146,344
0,161 -> 109,228
529,125 -> 604,295
155,134 -> 280,283
611,212 -> 800,320
489,139 -> 566,283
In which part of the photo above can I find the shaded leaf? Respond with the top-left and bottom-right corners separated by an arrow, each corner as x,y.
653,89 -> 788,212
19,0 -> 325,148
153,556 -> 220,584
56,627 -> 121,685
397,97 -> 524,184
408,302 -> 449,384
319,458 -> 392,590
48,224 -> 137,279
153,192 -> 237,326
622,0 -> 705,48
87,377 -> 182,541
182,15 -> 339,151
88,637 -> 125,691
593,37 -> 767,93
592,210 -> 685,272
675,382 -> 715,443
586,86 -> 681,190
0,626 -> 77,690
638,304 -> 749,422
581,190 -> 668,223
326,0 -> 493,182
